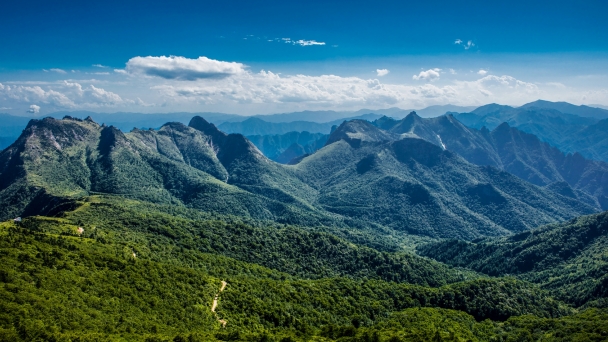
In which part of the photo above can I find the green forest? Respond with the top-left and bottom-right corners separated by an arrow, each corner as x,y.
0,196 -> 607,341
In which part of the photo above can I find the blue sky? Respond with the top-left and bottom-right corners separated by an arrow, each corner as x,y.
1,0 -> 607,115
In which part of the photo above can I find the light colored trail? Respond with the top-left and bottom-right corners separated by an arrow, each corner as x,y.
211,280 -> 228,327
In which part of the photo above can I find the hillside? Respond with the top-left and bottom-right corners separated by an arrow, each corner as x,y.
293,120 -> 595,239
417,210 -> 608,306
0,116 -> 339,230
1,198 -> 594,341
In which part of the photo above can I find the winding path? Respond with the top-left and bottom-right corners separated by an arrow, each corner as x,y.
211,280 -> 228,327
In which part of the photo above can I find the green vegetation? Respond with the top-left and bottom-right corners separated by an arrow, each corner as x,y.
418,210 -> 608,306
3,199 -> 604,341
294,122 -> 595,239
2,115 -> 608,340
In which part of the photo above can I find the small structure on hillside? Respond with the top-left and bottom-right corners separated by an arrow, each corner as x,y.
77,227 -> 84,235
13,217 -> 21,222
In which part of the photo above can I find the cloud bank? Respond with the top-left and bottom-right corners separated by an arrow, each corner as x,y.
1,56 -> 606,114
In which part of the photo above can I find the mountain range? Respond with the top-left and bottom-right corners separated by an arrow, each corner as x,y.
370,112 -> 608,210
0,114 -> 598,241
455,100 -> 608,163
2,106 -> 608,340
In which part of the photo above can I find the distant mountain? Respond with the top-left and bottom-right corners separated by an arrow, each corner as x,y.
352,105 -> 478,119
454,105 -> 608,163
0,115 -> 594,241
590,104 -> 608,110
411,105 -> 478,118
520,100 -> 608,119
219,117 -> 333,135
218,114 -> 383,135
250,110 -> 351,123
559,118 -> 608,163
246,131 -> 328,162
374,112 -> 608,209
418,210 -> 608,306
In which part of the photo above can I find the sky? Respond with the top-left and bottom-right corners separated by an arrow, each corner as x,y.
1,0 -> 607,116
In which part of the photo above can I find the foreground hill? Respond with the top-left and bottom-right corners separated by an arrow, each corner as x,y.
2,197 -> 600,341
418,210 -> 608,306
0,115 -> 597,242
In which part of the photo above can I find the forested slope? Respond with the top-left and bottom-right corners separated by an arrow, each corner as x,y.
418,210 -> 608,306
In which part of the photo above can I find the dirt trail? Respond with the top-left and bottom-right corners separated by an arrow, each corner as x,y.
211,280 -> 228,327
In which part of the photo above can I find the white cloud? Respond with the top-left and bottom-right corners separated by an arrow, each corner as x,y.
376,69 -> 390,77
92,64 -> 108,68
413,68 -> 441,82
293,40 -> 325,46
271,37 -> 325,46
477,69 -> 488,76
449,69 -> 457,75
125,56 -> 246,81
50,68 -> 67,74
27,104 -> 40,113
455,39 -> 475,50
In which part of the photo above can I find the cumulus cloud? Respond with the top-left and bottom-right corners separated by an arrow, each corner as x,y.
413,68 -> 441,82
477,69 -> 488,76
27,104 -> 40,113
125,56 -> 246,81
454,39 -> 463,45
376,69 -> 390,77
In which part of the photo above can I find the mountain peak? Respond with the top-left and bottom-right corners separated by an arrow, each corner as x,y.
189,116 -> 228,143
325,119 -> 398,147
